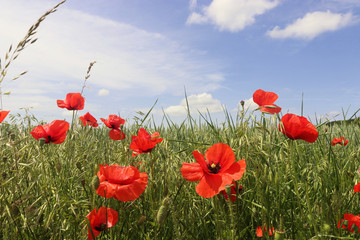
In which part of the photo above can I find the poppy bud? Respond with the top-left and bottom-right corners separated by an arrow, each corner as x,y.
9,133 -> 15,141
76,161 -> 82,170
91,175 -> 100,190
56,162 -> 62,173
240,100 -> 245,107
80,178 -> 86,186
322,223 -> 331,232
3,156 -> 7,163
39,138 -> 46,146
274,230 -> 285,240
156,205 -> 168,224
224,184 -> 232,199
2,171 -> 6,179
137,215 -> 146,225
10,203 -> 20,218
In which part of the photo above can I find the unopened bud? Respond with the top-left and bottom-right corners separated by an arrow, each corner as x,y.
274,229 -> 285,240
2,171 -> 7,179
156,205 -> 168,224
240,100 -> 245,107
76,161 -> 82,170
10,203 -> 20,218
3,156 -> 7,163
91,175 -> 100,190
39,138 -> 46,146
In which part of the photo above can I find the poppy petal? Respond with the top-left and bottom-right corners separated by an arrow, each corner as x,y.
259,104 -> 281,114
192,150 -> 208,172
205,143 -> 235,172
30,125 -> 47,141
253,89 -> 278,106
96,181 -> 117,198
181,162 -> 204,181
224,159 -> 246,181
0,110 -> 10,123
114,172 -> 148,201
109,129 -> 125,140
195,174 -> 223,198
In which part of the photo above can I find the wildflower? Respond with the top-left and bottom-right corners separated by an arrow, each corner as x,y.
130,128 -> 163,157
0,110 -> 10,123
253,89 -> 281,114
331,136 -> 348,146
181,143 -> 246,198
86,207 -> 118,240
279,113 -> 318,143
30,120 -> 69,144
221,181 -> 243,202
100,115 -> 125,140
256,225 -> 274,237
96,164 -> 148,201
79,112 -> 98,127
354,183 -> 360,193
57,93 -> 85,110
338,213 -> 360,233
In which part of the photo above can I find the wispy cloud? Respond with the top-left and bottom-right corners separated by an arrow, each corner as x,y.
98,89 -> 109,96
0,0 -> 225,116
187,0 -> 280,32
164,93 -> 223,116
267,10 -> 357,40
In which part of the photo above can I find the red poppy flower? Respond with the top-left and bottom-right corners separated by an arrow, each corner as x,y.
96,164 -> 148,201
256,225 -> 274,237
181,143 -> 246,198
0,110 -> 10,123
86,207 -> 118,240
130,128 -> 163,157
253,89 -> 281,114
279,113 -> 318,143
100,115 -> 126,140
331,136 -> 348,146
57,93 -> 85,110
30,120 -> 69,144
79,112 -> 98,127
338,213 -> 360,233
221,181 -> 243,202
354,183 -> 360,193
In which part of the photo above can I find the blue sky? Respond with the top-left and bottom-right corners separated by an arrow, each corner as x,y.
1,0 -> 360,124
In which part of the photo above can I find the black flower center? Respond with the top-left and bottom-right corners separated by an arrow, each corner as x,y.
207,162 -> 221,174
94,223 -> 107,232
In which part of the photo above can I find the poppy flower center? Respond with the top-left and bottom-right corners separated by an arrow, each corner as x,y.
207,162 -> 221,174
94,223 -> 107,231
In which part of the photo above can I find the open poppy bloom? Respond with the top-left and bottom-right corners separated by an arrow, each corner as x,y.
79,112 -> 98,127
253,89 -> 281,114
181,143 -> 246,198
57,93 -> 85,110
221,181 -> 243,202
338,213 -> 360,233
0,110 -> 10,123
100,115 -> 126,140
331,136 -> 348,146
130,128 -> 163,157
96,164 -> 148,201
256,225 -> 274,237
30,120 -> 69,144
354,183 -> 360,193
86,207 -> 118,240
279,113 -> 318,143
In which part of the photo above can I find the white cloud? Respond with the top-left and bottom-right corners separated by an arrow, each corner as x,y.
98,89 -> 109,96
187,0 -> 280,32
164,93 -> 223,116
267,10 -> 356,40
0,0 -> 226,116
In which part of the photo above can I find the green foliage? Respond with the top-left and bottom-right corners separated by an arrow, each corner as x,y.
1,111 -> 360,240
